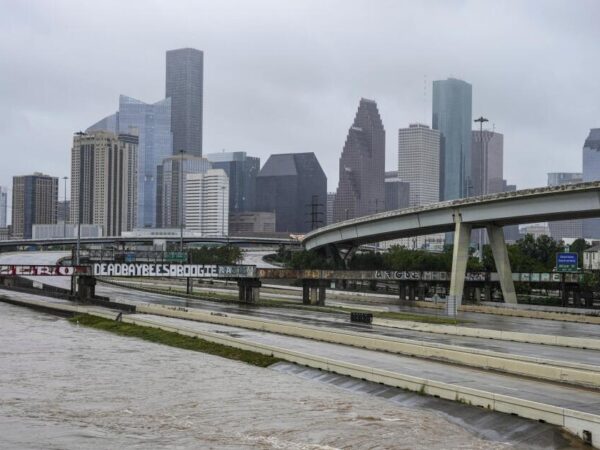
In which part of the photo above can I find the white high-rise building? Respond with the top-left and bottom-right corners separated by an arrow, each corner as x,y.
184,169 -> 229,237
398,124 -> 440,207
0,186 -> 7,228
156,154 -> 212,228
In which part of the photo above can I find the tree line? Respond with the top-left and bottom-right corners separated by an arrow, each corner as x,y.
278,235 -> 590,273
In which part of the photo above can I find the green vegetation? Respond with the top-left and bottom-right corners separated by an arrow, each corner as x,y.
187,246 -> 243,265
69,314 -> 280,367
481,234 -> 564,272
279,234 -> 571,274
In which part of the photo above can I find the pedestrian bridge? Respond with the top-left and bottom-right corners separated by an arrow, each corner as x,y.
302,182 -> 600,313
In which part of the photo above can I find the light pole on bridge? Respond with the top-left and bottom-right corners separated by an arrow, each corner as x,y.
474,116 -> 489,262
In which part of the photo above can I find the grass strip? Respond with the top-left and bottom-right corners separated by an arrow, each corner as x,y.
69,314 -> 281,368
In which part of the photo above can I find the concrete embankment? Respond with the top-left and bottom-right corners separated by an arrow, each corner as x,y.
2,294 -> 600,448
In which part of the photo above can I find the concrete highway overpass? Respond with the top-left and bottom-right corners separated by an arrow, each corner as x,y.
303,182 -> 600,313
0,235 -> 299,249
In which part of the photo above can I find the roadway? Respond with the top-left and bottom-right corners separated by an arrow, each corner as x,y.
3,252 -> 600,367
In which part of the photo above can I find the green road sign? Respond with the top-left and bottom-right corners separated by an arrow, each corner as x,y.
556,252 -> 578,272
164,251 -> 187,263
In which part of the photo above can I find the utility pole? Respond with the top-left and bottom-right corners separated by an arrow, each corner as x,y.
179,149 -> 185,253
76,176 -> 81,266
474,116 -> 489,262
305,195 -> 324,230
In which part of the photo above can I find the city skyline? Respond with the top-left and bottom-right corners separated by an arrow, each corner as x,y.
2,1 -> 599,202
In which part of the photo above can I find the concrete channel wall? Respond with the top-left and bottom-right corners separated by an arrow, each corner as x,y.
136,303 -> 600,389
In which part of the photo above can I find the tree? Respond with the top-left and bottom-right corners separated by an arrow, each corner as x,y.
570,238 -> 590,267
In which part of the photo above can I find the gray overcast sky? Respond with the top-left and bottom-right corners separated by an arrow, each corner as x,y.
1,0 -> 599,204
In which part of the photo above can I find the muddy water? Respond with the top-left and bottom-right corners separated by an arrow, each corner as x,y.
0,302 -> 558,449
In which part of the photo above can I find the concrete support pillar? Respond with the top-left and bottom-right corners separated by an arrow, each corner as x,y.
448,220 -> 472,316
408,284 -> 416,302
474,287 -> 482,303
486,224 -> 517,304
417,284 -> 426,301
77,276 -> 96,302
238,279 -> 261,304
398,282 -> 406,302
302,280 -> 327,306
483,284 -> 492,302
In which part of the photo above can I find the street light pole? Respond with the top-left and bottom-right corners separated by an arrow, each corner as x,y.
76,175 -> 81,266
474,116 -> 489,262
62,176 -> 68,239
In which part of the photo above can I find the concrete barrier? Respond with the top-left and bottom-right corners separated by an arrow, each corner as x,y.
405,299 -> 600,324
373,318 -> 600,351
137,303 -> 600,389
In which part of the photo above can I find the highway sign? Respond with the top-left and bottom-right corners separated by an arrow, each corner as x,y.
556,252 -> 578,272
164,251 -> 187,263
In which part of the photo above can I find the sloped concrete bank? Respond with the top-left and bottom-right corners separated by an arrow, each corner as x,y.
136,303 -> 600,389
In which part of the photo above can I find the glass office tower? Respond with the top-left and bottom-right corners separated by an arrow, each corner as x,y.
87,96 -> 173,228
432,78 -> 472,200
118,95 -> 173,228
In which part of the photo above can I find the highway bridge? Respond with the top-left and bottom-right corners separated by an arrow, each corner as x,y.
0,235 -> 299,249
303,182 -> 600,314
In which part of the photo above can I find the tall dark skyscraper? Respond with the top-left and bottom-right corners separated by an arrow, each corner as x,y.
432,78 -> 472,200
256,153 -> 327,233
166,48 -> 204,156
333,98 -> 385,223
12,173 -> 58,239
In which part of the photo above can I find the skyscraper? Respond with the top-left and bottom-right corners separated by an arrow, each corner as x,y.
432,78 -> 472,200
206,151 -> 260,213
547,172 -> 583,241
398,123 -> 440,207
166,48 -> 204,156
256,153 -> 327,233
0,186 -> 7,228
156,154 -> 212,228
118,95 -> 172,228
86,95 -> 173,228
184,169 -> 229,236
583,128 -> 600,238
12,173 -> 58,239
333,98 -> 385,222
326,192 -> 336,225
471,130 -> 504,196
70,131 -> 138,236
384,177 -> 410,211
